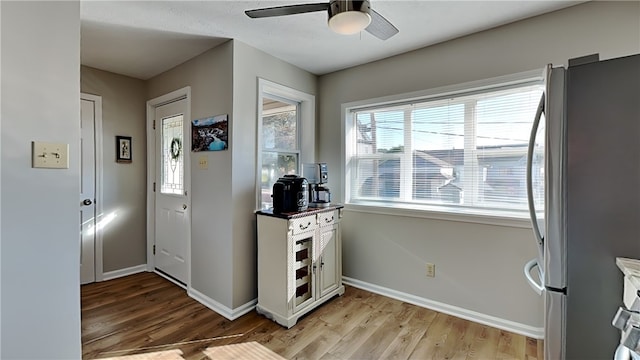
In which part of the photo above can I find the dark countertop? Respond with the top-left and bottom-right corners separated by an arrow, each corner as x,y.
256,204 -> 344,219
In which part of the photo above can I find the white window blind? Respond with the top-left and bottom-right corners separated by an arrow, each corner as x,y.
348,80 -> 543,216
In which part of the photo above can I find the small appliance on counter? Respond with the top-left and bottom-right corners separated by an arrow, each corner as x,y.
303,163 -> 332,208
612,258 -> 640,360
272,174 -> 308,213
613,304 -> 640,360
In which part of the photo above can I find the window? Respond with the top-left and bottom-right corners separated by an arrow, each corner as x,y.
260,95 -> 301,209
257,79 -> 315,210
345,72 -> 544,218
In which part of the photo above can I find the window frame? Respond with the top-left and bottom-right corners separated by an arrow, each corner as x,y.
256,78 -> 315,210
261,93 -> 301,199
342,69 -> 544,227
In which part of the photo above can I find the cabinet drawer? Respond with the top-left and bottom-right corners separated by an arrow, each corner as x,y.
318,210 -> 337,227
290,214 -> 317,235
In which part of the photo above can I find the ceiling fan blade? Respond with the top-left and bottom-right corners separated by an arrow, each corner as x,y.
245,3 -> 330,18
365,9 -> 398,40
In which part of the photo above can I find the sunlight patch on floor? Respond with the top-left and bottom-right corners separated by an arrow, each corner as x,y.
94,349 -> 184,360
92,334 -> 246,360
202,342 -> 285,360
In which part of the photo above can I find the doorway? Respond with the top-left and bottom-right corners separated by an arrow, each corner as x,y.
80,93 -> 103,284
146,87 -> 192,286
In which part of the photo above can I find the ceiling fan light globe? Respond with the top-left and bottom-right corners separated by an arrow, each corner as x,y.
328,11 -> 371,35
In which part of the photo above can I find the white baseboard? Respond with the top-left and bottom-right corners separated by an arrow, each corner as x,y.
343,276 -> 544,339
153,270 -> 187,290
188,287 -> 257,321
102,264 -> 148,281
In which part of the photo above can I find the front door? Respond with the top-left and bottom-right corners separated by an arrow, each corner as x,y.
80,96 -> 97,284
154,98 -> 190,284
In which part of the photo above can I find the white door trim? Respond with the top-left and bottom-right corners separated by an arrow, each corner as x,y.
80,92 -> 104,282
146,87 -> 192,287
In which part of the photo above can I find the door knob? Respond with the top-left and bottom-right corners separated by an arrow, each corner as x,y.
83,199 -> 93,206
183,204 -> 187,210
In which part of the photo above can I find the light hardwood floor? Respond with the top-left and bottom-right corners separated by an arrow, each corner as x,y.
81,272 -> 543,360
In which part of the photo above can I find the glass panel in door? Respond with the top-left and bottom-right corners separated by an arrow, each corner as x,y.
161,115 -> 184,195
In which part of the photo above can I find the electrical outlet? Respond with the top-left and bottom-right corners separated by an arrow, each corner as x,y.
426,263 -> 435,278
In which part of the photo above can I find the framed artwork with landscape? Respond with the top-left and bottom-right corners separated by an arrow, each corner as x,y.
192,114 -> 229,152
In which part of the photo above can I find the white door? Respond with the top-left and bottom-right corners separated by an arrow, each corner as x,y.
80,97 -> 96,284
154,98 -> 190,284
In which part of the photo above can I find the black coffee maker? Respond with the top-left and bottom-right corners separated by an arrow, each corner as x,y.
303,163 -> 332,208
272,175 -> 309,213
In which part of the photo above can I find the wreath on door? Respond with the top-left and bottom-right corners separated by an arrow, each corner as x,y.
170,138 -> 182,161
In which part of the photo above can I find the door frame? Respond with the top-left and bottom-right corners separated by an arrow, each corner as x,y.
80,92 -> 104,282
146,87 -> 192,287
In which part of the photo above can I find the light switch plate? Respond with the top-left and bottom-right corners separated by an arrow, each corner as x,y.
32,141 -> 69,169
199,156 -> 208,169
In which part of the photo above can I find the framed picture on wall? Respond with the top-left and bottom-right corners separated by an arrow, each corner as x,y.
116,135 -> 132,163
191,114 -> 229,152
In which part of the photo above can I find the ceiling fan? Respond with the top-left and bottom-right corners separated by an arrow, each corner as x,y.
245,0 -> 399,40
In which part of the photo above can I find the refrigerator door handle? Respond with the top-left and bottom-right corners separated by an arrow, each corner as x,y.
524,258 -> 544,295
526,92 -> 546,248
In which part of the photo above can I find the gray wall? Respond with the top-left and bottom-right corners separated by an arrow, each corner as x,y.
81,66 -> 148,273
147,41 -> 235,307
231,40 -> 317,307
1,1 -> 82,358
317,0 -> 640,329
147,39 -> 318,310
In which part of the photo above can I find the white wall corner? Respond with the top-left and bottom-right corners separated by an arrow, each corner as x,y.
188,288 -> 257,321
342,276 -> 544,339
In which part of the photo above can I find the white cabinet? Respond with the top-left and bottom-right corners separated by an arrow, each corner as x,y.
256,207 -> 345,328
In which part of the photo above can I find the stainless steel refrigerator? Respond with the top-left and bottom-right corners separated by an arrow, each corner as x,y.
524,53 -> 640,360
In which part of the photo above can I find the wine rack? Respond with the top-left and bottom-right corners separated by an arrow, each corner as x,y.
294,237 -> 313,306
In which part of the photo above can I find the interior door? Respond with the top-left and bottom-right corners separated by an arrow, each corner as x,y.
80,97 -> 96,284
154,98 -> 190,284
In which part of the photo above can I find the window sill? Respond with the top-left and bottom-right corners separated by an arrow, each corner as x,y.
344,202 -> 533,229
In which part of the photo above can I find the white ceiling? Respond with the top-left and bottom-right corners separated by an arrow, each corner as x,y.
80,1 -> 583,80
